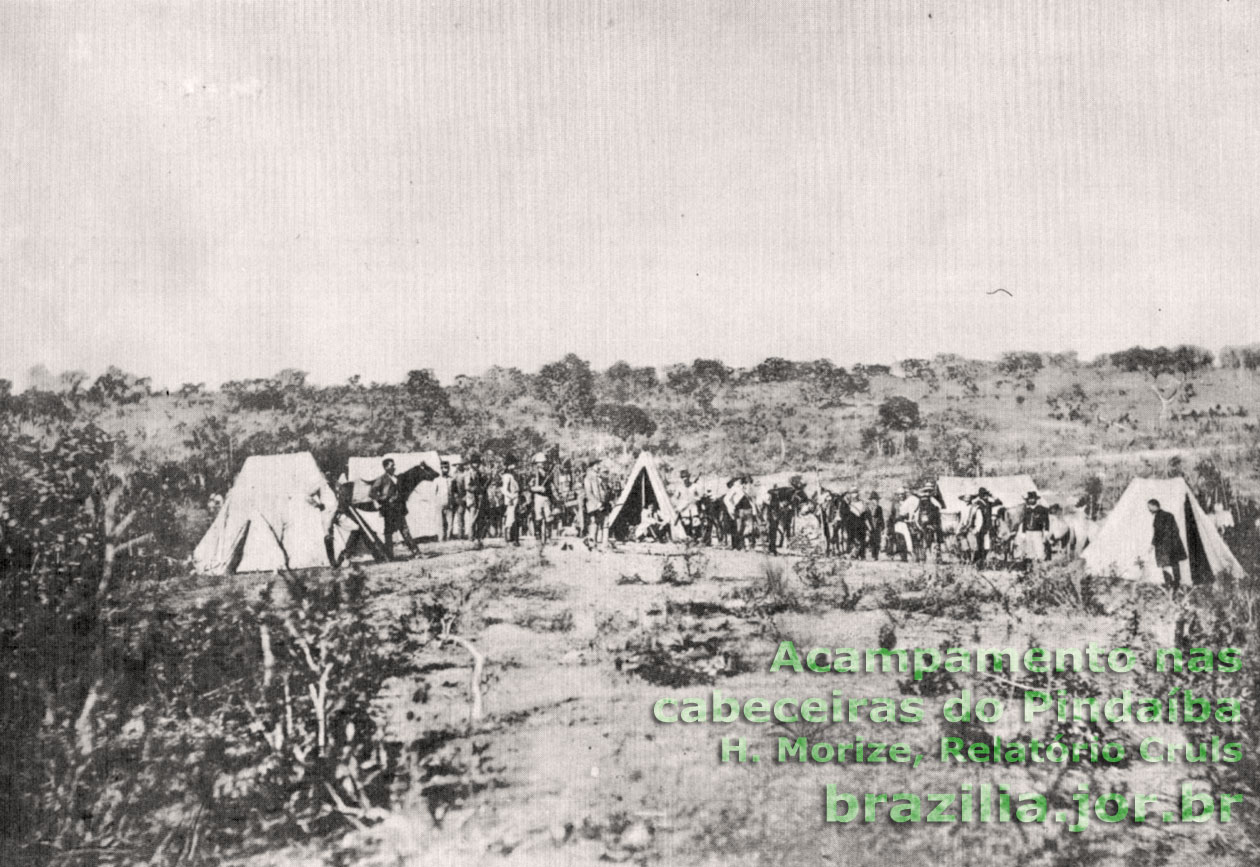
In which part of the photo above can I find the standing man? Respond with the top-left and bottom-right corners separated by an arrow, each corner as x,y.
583,459 -> 609,544
436,460 -> 455,541
723,476 -> 752,549
965,488 -> 993,566
1149,499 -> 1187,590
864,491 -> 885,560
369,458 -> 418,560
448,458 -> 468,539
464,454 -> 486,541
917,486 -> 944,562
501,455 -> 522,546
674,469 -> 701,540
529,453 -> 556,543
1018,491 -> 1051,565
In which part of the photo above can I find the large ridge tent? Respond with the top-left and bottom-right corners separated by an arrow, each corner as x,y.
1083,477 -> 1246,584
343,452 -> 444,540
194,452 -> 340,574
937,475 -> 1040,518
607,451 -> 685,540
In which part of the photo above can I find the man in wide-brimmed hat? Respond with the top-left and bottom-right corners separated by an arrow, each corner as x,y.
966,487 -> 996,566
1016,491 -> 1051,565
863,490 -> 885,560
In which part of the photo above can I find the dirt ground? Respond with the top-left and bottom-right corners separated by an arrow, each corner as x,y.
225,537 -> 1247,867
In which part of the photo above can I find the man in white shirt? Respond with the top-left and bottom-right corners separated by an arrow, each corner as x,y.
435,460 -> 454,541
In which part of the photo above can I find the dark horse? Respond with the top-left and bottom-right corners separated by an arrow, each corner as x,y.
816,489 -> 866,557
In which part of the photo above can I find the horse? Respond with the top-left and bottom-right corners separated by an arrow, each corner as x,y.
988,502 -> 1024,565
815,489 -> 864,556
1046,505 -> 1076,559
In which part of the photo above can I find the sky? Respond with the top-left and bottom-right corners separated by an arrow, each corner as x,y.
2,0 -> 1259,389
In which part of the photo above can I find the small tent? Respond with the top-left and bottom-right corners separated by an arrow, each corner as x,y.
343,452 -> 443,540
1083,477 -> 1246,584
937,475 -> 1040,517
607,451 -> 685,541
194,452 -> 339,575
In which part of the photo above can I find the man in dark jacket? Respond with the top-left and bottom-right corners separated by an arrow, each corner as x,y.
1149,499 -> 1187,590
1018,491 -> 1051,564
863,491 -> 885,560
369,458 -> 418,559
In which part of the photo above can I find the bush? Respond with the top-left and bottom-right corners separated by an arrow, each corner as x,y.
0,570 -> 432,860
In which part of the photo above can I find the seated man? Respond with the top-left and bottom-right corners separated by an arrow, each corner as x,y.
635,504 -> 668,542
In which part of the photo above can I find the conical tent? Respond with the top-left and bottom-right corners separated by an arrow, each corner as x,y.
194,452 -> 338,575
607,451 -> 684,540
344,452 -> 444,540
1083,477 -> 1246,584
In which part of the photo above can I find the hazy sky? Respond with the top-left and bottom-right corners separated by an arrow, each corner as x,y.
3,1 -> 1259,388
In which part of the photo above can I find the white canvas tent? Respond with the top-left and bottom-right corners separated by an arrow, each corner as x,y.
194,452 -> 339,575
343,452 -> 444,540
937,475 -> 1040,517
1083,477 -> 1246,584
607,451 -> 685,540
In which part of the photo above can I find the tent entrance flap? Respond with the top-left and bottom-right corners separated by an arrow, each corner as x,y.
1184,497 -> 1213,585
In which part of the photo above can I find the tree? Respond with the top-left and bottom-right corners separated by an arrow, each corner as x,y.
403,369 -> 455,424
934,354 -> 982,397
534,354 -> 596,426
898,358 -> 938,392
222,377 -> 286,411
592,403 -> 657,443
1220,344 -> 1260,384
752,357 -> 799,383
800,360 -> 868,407
863,397 -> 922,456
691,359 -> 732,388
1108,345 -> 1214,424
663,364 -> 696,395
914,414 -> 985,478
878,396 -> 921,431
1045,351 -> 1080,369
601,362 -> 658,402
87,366 -> 152,406
996,351 -> 1043,391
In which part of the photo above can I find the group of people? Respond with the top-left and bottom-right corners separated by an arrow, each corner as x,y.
364,453 -> 626,558
670,472 -> 1069,569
